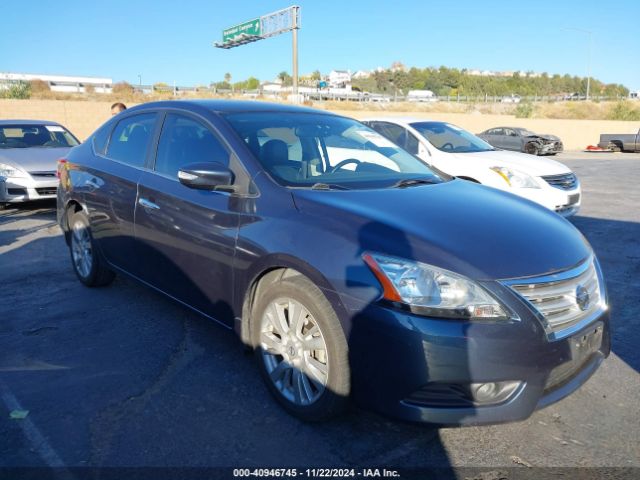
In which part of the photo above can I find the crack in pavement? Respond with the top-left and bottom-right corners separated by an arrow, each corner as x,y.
88,316 -> 205,467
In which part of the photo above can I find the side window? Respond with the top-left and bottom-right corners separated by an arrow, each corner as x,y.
106,113 -> 157,167
92,121 -> 114,155
155,114 -> 229,178
370,122 -> 406,147
405,132 -> 419,155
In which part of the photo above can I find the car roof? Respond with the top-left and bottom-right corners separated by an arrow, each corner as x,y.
361,117 -> 438,126
126,99 -> 335,116
0,119 -> 64,126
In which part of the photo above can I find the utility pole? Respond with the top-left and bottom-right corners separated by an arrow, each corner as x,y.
292,6 -> 299,99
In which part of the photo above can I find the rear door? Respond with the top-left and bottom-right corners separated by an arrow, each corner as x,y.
83,112 -> 159,275
502,128 -> 522,151
134,111 -> 240,325
487,128 -> 506,148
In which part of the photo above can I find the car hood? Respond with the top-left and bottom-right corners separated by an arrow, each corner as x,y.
293,180 -> 591,280
525,134 -> 561,142
446,149 -> 570,175
0,147 -> 72,172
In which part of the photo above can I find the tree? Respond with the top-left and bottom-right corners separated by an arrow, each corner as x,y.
112,81 -> 134,95
0,81 -> 31,99
278,71 -> 292,86
245,76 -> 260,90
311,70 -> 321,81
224,72 -> 232,84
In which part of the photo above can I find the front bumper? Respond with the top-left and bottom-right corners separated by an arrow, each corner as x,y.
515,185 -> 581,217
0,176 -> 58,203
347,298 -> 610,426
539,141 -> 564,154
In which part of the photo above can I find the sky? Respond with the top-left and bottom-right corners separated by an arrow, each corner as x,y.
1,0 -> 638,90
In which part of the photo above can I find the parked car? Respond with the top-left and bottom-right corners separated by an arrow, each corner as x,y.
0,120 -> 79,207
58,100 -> 609,425
564,92 -> 586,101
500,94 -> 521,103
598,127 -> 640,152
478,127 -> 564,155
363,118 -> 580,216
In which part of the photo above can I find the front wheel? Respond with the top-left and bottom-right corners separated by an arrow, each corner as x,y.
524,142 -> 541,155
251,273 -> 350,421
68,210 -> 115,287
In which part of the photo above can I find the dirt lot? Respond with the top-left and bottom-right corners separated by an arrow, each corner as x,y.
0,153 -> 639,478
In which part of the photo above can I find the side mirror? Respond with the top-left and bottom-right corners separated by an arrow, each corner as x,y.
178,162 -> 234,191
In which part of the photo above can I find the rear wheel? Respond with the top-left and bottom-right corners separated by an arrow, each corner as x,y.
607,141 -> 622,152
68,210 -> 115,287
251,272 -> 350,421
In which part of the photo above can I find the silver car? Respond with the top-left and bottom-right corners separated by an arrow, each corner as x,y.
0,120 -> 79,206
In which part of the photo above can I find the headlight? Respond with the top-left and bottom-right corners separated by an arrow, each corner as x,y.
490,166 -> 539,188
363,253 -> 515,321
0,163 -> 29,179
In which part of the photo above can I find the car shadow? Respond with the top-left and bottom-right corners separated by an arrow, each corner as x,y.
570,215 -> 640,373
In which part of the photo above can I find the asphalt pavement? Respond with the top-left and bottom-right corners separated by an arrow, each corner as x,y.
1,152 -> 639,478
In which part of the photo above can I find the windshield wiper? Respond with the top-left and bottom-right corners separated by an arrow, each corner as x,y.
310,183 -> 350,190
391,177 -> 439,188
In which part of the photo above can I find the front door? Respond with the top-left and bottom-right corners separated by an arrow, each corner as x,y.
134,112 -> 239,325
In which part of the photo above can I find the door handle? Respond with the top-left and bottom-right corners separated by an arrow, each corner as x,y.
138,197 -> 160,210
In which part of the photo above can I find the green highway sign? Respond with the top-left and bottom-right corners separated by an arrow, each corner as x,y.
222,18 -> 261,43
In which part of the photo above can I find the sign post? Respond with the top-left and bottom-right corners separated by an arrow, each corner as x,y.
214,6 -> 301,101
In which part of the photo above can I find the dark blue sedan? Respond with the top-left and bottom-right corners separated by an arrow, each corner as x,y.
57,100 -> 610,425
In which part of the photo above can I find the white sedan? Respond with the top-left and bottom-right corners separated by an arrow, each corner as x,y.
362,117 -> 581,217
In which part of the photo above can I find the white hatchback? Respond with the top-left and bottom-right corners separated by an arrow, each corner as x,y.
362,117 -> 581,217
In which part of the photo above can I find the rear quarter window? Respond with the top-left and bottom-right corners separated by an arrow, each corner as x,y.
92,122 -> 114,156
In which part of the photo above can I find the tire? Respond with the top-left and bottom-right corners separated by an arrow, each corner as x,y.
251,272 -> 350,421
68,210 -> 115,287
607,142 -> 622,153
524,142 -> 541,155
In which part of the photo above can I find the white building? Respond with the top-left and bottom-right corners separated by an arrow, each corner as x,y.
0,72 -> 113,93
328,70 -> 351,88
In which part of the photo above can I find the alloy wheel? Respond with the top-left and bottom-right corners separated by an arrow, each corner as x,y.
259,297 -> 329,406
71,221 -> 93,279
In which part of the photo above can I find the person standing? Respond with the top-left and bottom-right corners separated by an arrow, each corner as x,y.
110,102 -> 127,116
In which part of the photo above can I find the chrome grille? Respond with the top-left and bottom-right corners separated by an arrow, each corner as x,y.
541,172 -> 578,190
507,258 -> 605,336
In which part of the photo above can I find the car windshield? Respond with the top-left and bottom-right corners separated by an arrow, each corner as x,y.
0,124 -> 79,149
224,112 -> 446,189
517,129 -> 537,137
410,121 -> 495,153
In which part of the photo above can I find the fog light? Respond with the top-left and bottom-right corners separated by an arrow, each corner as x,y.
470,381 -> 521,404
